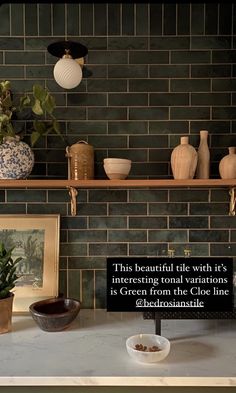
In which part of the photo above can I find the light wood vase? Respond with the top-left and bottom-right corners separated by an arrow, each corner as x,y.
196,130 -> 210,179
171,136 -> 198,179
219,147 -> 236,179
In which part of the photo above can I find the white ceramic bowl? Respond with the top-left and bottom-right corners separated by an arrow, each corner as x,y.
126,333 -> 170,363
103,158 -> 131,180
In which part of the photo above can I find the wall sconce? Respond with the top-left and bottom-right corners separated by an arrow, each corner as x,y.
47,40 -> 88,89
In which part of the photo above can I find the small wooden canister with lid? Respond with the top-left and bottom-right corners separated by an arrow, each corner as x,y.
66,140 -> 94,180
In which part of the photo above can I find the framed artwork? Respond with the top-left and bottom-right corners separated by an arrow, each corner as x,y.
0,214 -> 60,313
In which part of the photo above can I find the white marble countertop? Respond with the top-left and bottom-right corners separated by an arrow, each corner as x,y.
0,310 -> 236,387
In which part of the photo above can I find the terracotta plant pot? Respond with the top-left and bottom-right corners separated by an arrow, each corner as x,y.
0,293 -> 14,334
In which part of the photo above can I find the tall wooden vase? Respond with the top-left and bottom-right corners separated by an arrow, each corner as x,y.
171,136 -> 198,179
196,130 -> 210,179
219,147 -> 236,179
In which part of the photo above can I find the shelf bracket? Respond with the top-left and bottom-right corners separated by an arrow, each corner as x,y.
229,187 -> 236,216
68,186 -> 78,216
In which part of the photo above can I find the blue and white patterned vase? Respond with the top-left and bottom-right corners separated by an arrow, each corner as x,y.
0,136 -> 34,179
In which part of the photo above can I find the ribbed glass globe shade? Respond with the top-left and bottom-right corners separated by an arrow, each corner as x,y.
53,58 -> 82,89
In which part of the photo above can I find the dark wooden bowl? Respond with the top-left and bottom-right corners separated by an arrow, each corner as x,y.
29,297 -> 81,332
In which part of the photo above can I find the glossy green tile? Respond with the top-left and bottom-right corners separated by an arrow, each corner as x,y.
171,50 -> 210,64
108,121 -> 147,134
27,204 -> 67,215
81,4 -> 93,35
122,4 -> 134,35
89,243 -> 127,256
67,4 -> 79,36
87,79 -> 127,92
170,107 -> 210,120
59,270 -> 67,297
129,135 -> 168,148
136,4 -> 149,35
205,4 -> 218,35
189,230 -> 229,242
150,65 -> 189,78
11,4 -> 24,36
191,4 -> 204,35
210,244 -> 236,257
219,4 -> 232,35
39,4 -> 51,35
151,37 -> 190,50
108,37 -> 148,50
60,243 -> 87,257
192,65 -> 231,78
0,66 -> 24,78
129,79 -> 168,92
177,4 -> 190,35
26,66 -> 53,78
0,4 -> 10,35
89,217 -> 127,229
150,203 -> 187,216
0,204 -> 26,214
109,203 -> 147,216
52,4 -> 65,35
169,217 -> 209,229
7,190 -> 46,203
88,108 -> 127,121
82,270 -> 94,308
130,108 -> 169,121
77,203 -> 107,216
169,190 -> 209,202
94,4 -> 107,35
25,4 -> 38,36
129,190 -> 168,202
149,230 -> 187,243
68,257 -> 106,269
95,270 -> 106,309
150,93 -> 189,106
108,65 -> 148,78
68,230 -> 107,243
109,93 -> 148,107
192,36 -> 231,50
108,230 -> 147,242
5,52 -> 45,65
149,121 -> 189,134
89,135 -> 127,148
164,4 -> 176,35
150,4 -> 162,35
68,270 -> 81,300
129,217 -> 167,229
89,190 -> 127,203
129,243 -> 167,256
108,4 -> 120,35
88,50 -> 127,64
0,191 -> 5,202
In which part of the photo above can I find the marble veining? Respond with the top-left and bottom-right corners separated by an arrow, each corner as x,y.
0,310 -> 235,386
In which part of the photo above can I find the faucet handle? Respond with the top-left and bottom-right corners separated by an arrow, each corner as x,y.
167,248 -> 175,258
184,247 -> 191,258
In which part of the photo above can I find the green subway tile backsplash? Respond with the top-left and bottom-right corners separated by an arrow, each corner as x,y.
0,3 -> 235,309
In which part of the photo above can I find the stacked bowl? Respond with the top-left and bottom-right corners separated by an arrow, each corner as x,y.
103,158 -> 131,180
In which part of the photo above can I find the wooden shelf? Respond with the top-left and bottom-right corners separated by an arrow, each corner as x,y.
0,178 -> 236,188
0,178 -> 235,216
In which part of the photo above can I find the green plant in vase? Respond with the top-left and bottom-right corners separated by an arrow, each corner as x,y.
0,242 -> 22,333
0,80 -> 63,179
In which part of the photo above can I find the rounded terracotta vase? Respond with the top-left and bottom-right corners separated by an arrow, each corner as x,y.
171,136 -> 198,179
219,147 -> 236,179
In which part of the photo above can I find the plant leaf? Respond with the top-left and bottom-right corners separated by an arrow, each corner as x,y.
43,93 -> 55,114
32,98 -> 44,116
31,130 -> 41,147
33,84 -> 47,101
19,94 -> 31,111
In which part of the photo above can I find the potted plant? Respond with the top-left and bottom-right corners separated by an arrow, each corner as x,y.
0,80 -> 63,179
0,242 -> 22,334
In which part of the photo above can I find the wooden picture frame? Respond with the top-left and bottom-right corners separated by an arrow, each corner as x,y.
0,214 -> 60,313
